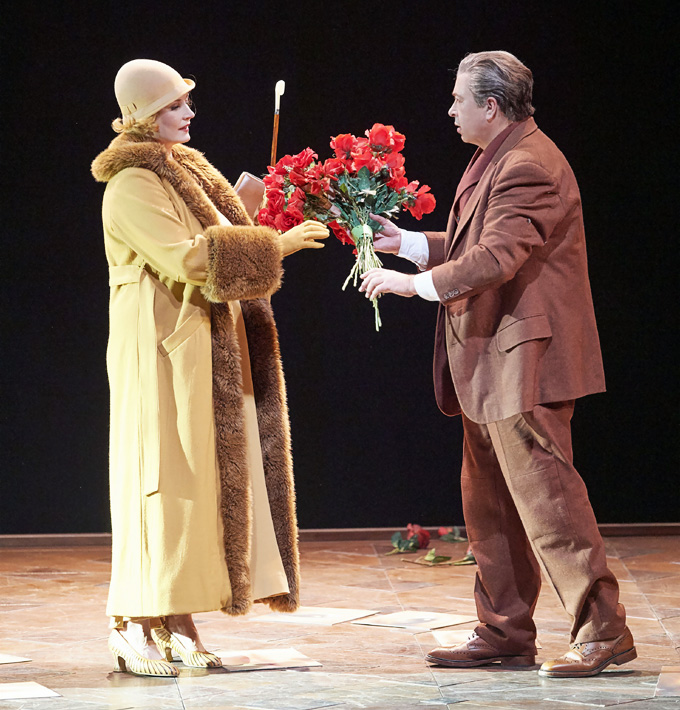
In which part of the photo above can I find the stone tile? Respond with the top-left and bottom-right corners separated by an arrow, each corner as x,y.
1,537 -> 679,709
645,593 -> 680,620
616,701 -> 680,709
660,616 -> 680,649
628,617 -> 679,646
637,576 -> 680,596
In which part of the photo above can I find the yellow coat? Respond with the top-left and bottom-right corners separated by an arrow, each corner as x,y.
92,135 -> 300,618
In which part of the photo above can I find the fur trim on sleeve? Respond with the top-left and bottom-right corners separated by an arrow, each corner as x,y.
202,225 -> 283,303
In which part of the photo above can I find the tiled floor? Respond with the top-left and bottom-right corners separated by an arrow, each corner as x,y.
0,536 -> 679,709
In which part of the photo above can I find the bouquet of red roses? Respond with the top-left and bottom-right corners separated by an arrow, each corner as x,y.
258,123 -> 436,330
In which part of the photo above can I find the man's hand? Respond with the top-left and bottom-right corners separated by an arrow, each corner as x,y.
360,268 -> 416,299
370,213 -> 401,254
280,221 -> 329,257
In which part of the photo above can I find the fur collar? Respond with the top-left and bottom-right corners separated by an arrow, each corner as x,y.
91,134 -> 252,229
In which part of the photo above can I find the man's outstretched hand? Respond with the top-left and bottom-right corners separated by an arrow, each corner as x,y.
370,214 -> 401,254
360,268 -> 416,299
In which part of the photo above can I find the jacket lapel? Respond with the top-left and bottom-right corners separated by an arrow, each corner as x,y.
446,118 -> 539,258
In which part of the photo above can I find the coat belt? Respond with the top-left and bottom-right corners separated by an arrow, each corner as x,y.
109,264 -> 161,496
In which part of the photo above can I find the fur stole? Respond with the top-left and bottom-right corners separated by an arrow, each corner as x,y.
92,135 -> 300,615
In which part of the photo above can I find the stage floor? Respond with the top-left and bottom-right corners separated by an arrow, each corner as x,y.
1,536 -> 678,709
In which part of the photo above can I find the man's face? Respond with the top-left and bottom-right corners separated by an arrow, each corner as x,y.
448,73 -> 489,148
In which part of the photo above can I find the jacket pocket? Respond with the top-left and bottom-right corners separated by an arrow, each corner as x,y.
158,310 -> 205,357
496,314 -> 552,352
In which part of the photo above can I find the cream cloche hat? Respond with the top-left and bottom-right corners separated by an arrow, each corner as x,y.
114,59 -> 195,120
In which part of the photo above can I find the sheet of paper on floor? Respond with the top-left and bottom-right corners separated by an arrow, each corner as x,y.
353,611 -> 477,632
0,682 -> 60,700
220,647 -> 322,671
258,606 -> 378,626
0,654 -> 31,665
655,666 -> 680,697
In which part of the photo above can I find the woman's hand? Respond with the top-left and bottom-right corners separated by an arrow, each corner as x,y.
280,221 -> 329,257
370,214 -> 402,254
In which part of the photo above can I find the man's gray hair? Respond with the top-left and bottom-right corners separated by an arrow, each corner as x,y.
458,51 -> 535,122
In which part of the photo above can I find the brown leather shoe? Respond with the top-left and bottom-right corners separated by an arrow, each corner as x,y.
538,627 -> 636,678
426,631 -> 536,668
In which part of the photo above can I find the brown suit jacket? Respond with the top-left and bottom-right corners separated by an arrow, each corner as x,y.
424,118 -> 605,423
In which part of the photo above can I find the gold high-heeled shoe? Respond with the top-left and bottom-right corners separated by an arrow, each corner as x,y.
151,625 -> 222,668
108,629 -> 179,677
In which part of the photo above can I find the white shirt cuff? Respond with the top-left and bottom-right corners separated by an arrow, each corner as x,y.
413,271 -> 440,301
398,230 -> 429,269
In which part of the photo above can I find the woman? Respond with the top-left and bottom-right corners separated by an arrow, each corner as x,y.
91,59 -> 328,677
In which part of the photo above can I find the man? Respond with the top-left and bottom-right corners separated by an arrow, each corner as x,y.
360,51 -> 635,678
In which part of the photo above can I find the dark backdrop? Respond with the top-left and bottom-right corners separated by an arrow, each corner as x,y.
2,2 -> 676,534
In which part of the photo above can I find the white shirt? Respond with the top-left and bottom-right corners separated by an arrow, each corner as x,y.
397,229 -> 440,301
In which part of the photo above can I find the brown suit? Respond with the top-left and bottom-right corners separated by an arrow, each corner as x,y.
422,119 -> 625,652
425,118 -> 605,423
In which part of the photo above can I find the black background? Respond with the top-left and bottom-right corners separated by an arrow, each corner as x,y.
1,2 -> 676,534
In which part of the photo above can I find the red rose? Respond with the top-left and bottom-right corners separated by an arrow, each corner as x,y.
387,175 -> 408,190
264,171 -> 286,190
353,136 -> 370,155
328,220 -> 353,246
271,154 -> 295,175
287,187 -> 307,211
274,207 -> 303,232
289,169 -> 311,188
330,133 -> 357,160
366,123 -> 406,154
384,151 -> 405,170
322,157 -> 346,179
353,151 -> 382,173
265,189 -> 285,212
406,523 -> 431,549
257,208 -> 276,228
292,147 -> 317,170
406,184 -> 436,219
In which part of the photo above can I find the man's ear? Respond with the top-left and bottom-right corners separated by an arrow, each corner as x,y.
486,96 -> 499,121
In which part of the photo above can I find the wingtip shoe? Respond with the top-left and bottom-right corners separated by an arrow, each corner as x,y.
426,631 -> 537,668
538,627 -> 636,678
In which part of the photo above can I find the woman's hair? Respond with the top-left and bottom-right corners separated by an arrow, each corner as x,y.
111,113 -> 159,139
457,51 -> 535,122
111,94 -> 193,139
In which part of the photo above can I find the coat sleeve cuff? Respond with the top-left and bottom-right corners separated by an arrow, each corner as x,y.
201,225 -> 283,303
413,271 -> 440,301
398,230 -> 429,269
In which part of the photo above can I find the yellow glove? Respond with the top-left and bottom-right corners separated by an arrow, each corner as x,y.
280,220 -> 329,257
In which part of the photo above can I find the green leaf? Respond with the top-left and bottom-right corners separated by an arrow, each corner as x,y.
384,192 -> 400,211
452,551 -> 476,566
387,531 -> 420,554
357,166 -> 371,190
439,532 -> 467,543
424,548 -> 452,564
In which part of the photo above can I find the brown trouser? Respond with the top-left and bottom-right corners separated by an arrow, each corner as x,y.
461,401 -> 626,655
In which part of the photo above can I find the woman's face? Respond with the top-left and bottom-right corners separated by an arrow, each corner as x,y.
154,94 -> 195,149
